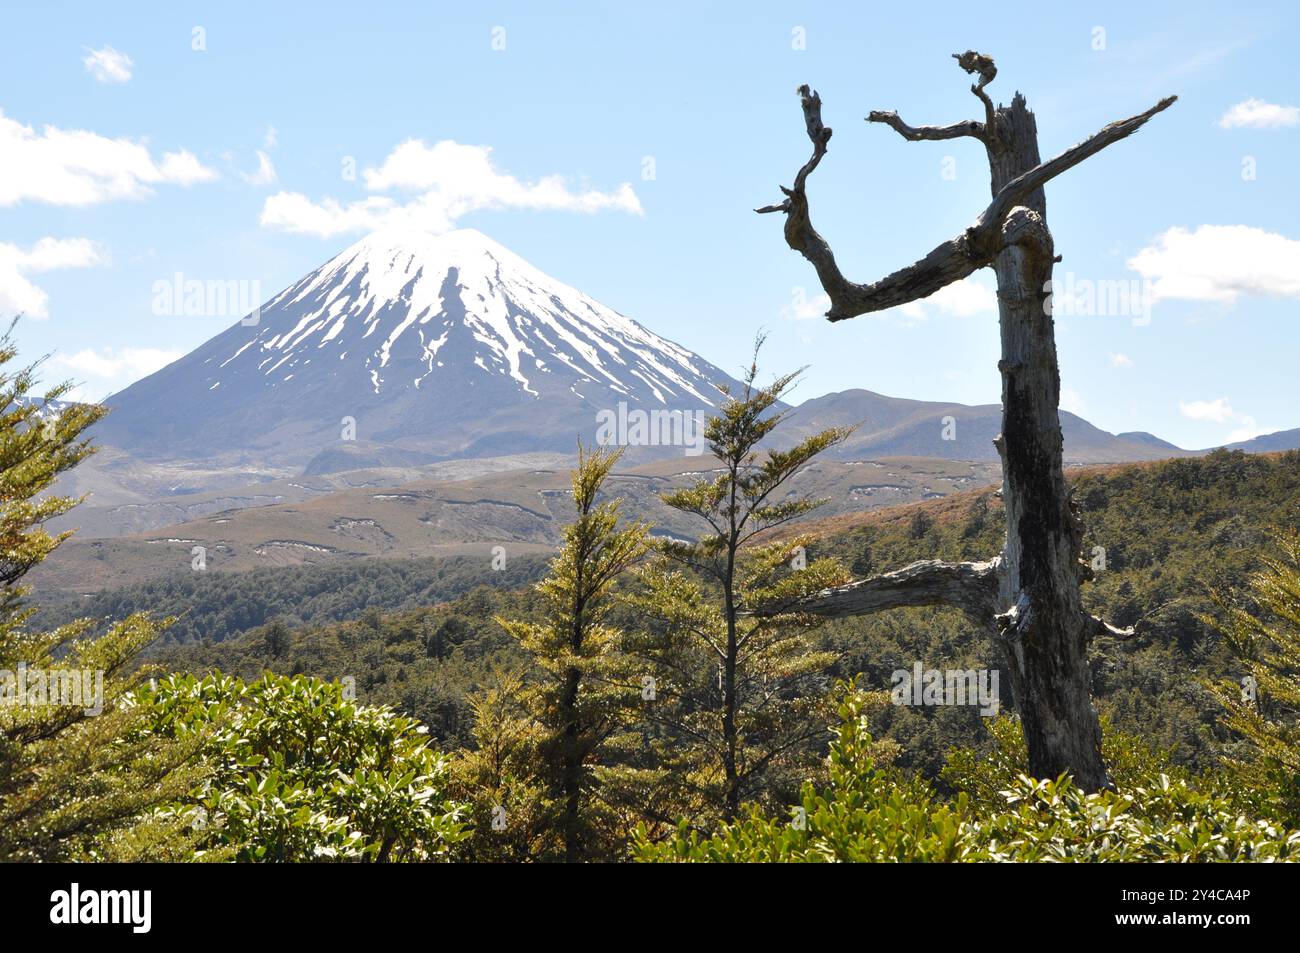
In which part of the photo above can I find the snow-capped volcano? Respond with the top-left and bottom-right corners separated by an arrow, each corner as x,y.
250,228 -> 722,403
95,228 -> 738,470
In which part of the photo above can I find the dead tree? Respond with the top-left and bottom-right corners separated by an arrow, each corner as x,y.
757,52 -> 1174,791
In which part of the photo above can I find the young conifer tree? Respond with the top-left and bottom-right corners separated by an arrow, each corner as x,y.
626,347 -> 854,822
496,445 -> 650,861
1208,531 -> 1300,824
451,670 -> 554,862
0,325 -> 204,861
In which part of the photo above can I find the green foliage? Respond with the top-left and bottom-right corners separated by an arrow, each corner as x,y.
0,326 -> 105,615
635,683 -> 973,862
976,772 -> 1299,862
637,683 -> 1300,863
486,446 -> 651,860
817,449 -> 1300,778
449,670 -> 553,861
136,671 -> 466,861
158,582 -> 537,751
627,351 -> 854,823
1205,530 -> 1300,824
144,444 -> 1300,861
0,613 -> 212,862
0,328 -> 207,861
940,714 -> 1189,812
33,552 -> 552,647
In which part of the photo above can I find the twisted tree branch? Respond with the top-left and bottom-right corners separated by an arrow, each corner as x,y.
756,78 -> 1175,322
974,94 -> 1177,237
755,557 -> 1003,622
1086,612 -> 1137,641
867,111 -> 985,143
954,50 -> 999,141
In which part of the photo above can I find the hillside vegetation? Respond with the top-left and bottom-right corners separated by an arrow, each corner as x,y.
34,553 -> 551,649
163,449 -> 1300,779
11,318 -> 1299,862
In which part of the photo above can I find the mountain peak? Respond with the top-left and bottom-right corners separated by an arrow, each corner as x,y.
337,226 -> 506,265
96,229 -> 736,467
254,226 -> 718,403
279,226 -> 530,331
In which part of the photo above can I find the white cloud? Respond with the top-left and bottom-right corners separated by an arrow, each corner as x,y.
1226,417 -> 1266,443
1218,97 -> 1300,129
1060,388 -> 1087,415
781,290 -> 830,321
83,46 -> 133,84
897,301 -> 926,322
261,193 -> 396,237
1179,398 -> 1236,423
1110,352 -> 1134,368
887,277 -> 998,324
262,125 -> 278,150
51,346 -> 180,381
923,278 -> 998,317
1128,225 -> 1300,304
1178,397 -> 1266,442
260,139 -> 642,237
0,237 -> 105,319
241,150 -> 278,187
156,150 -> 215,185
50,346 -> 182,401
0,109 -> 217,207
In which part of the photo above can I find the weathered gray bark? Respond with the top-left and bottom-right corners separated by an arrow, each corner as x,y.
758,53 -> 1172,791
785,557 -> 1001,621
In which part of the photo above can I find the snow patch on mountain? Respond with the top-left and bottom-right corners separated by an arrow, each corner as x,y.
228,227 -> 718,405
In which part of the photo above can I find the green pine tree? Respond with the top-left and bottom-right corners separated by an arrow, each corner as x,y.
0,325 -> 205,861
1207,531 -> 1300,823
626,349 -> 854,823
492,445 -> 650,861
451,669 -> 554,862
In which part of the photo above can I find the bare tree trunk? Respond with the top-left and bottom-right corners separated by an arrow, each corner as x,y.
722,587 -> 740,820
757,53 -> 1173,791
985,96 -> 1106,787
722,477 -> 741,820
560,662 -> 582,862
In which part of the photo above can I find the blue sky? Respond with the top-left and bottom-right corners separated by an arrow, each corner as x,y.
2,0 -> 1297,449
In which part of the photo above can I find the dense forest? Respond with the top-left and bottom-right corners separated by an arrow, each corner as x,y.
32,552 -> 552,648
4,336 -> 1300,862
161,450 -> 1300,791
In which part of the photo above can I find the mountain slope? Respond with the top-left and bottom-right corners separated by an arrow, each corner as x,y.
30,456 -> 1002,594
1220,428 -> 1300,454
785,389 -> 1193,464
93,228 -> 740,469
83,227 -> 1201,501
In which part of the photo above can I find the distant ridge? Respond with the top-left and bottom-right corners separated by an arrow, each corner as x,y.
784,389 -> 1194,464
85,229 -> 1261,475
1218,428 -> 1300,455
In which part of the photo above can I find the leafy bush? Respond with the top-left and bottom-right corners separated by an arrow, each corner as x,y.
636,683 -> 1300,862
634,686 -> 974,862
978,773 -> 1300,862
136,672 -> 466,861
